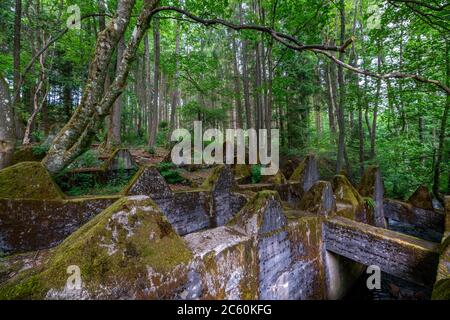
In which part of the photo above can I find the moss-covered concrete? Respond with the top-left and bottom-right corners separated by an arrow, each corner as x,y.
408,185 -> 434,211
432,196 -> 450,299
332,175 -> 374,224
0,196 -> 120,254
0,162 -> 65,200
10,146 -> 46,165
298,181 -> 336,216
0,196 -> 192,299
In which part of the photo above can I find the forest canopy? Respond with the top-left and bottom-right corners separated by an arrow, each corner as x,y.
0,0 -> 449,199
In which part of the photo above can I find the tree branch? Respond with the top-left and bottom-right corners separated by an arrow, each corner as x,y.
152,6 -> 450,95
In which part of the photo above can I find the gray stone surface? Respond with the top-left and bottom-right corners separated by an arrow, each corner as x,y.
324,216 -> 440,286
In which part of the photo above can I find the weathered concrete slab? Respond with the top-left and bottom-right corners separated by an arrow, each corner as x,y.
0,196 -> 119,254
104,148 -> 136,171
298,181 -> 336,216
359,165 -> 387,228
238,181 -> 298,202
332,175 -> 375,225
324,216 -> 440,286
289,154 -> 320,200
408,185 -> 434,211
158,191 -> 211,236
202,165 -> 247,227
0,162 -> 65,200
182,226 -> 257,299
384,198 -> 445,234
232,191 -> 324,299
0,196 -> 193,299
124,166 -> 173,200
432,196 -> 450,299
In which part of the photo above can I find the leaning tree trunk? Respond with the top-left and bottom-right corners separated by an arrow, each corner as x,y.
433,39 -> 450,199
0,77 -> 16,169
42,0 -> 159,174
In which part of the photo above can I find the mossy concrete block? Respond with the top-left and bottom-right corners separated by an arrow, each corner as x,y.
432,196 -> 450,300
324,216 -> 440,287
182,226 -> 258,299
10,147 -> 45,166
287,215 -> 327,299
289,154 -> 319,196
383,198 -> 444,234
123,166 -> 173,200
230,191 -> 324,299
104,149 -> 136,171
408,185 -> 434,211
0,196 -> 119,254
158,191 -> 211,236
0,162 -> 65,200
298,181 -> 336,216
332,175 -> 374,224
0,196 -> 192,299
202,165 -> 247,227
358,165 -> 387,228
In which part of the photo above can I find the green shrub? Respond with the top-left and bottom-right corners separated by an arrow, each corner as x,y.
157,162 -> 184,184
251,164 -> 262,184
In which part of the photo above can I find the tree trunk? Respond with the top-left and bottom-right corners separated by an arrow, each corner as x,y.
13,0 -> 24,140
336,0 -> 346,173
107,36 -> 126,149
232,37 -> 243,129
170,22 -> 181,132
43,0 -> 159,174
433,39 -> 450,198
149,18 -> 160,147
239,1 -> 252,129
0,77 -> 15,169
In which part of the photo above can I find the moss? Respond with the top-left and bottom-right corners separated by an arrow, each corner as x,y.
260,171 -> 287,185
228,190 -> 281,231
0,162 -> 64,200
10,146 -> 45,165
358,165 -> 379,197
233,164 -> 251,179
298,181 -> 335,215
432,279 -> 450,300
408,185 -> 434,211
0,196 -> 192,299
289,159 -> 306,181
201,165 -> 225,190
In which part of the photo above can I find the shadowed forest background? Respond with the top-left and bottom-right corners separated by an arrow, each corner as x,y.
0,0 -> 449,200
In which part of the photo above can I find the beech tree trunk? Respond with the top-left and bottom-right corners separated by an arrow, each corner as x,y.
148,18 -> 160,147
0,76 -> 15,169
107,36 -> 126,149
170,22 -> 181,133
43,0 -> 159,174
433,39 -> 450,198
336,0 -> 346,173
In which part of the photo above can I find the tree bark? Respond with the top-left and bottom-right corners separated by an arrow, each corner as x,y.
43,0 -> 159,174
0,77 -> 15,169
148,18 -> 160,147
239,1 -> 252,129
170,22 -> 181,133
107,36 -> 126,149
336,0 -> 346,173
13,0 -> 24,140
433,39 -> 450,198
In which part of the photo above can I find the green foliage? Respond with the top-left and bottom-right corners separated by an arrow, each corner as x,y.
251,164 -> 262,184
364,197 -> 375,210
68,150 -> 102,169
156,162 -> 184,184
